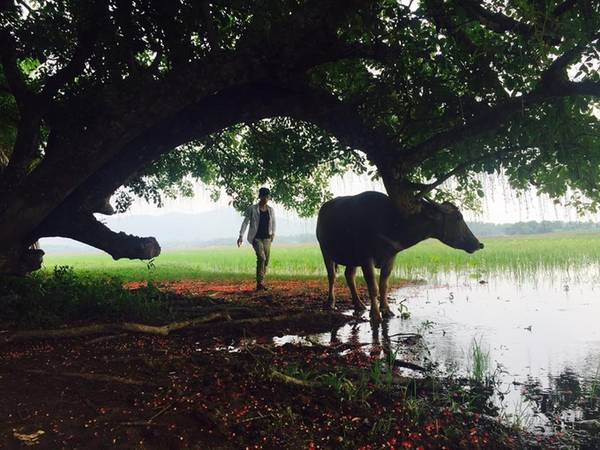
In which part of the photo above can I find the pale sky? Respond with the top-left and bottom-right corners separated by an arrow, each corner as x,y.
119,172 -> 600,224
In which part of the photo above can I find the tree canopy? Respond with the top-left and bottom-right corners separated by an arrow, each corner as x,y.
0,0 -> 599,274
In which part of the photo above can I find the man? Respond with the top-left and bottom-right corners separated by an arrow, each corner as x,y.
237,187 -> 276,291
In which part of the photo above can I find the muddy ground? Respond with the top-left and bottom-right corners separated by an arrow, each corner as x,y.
0,280 -> 573,449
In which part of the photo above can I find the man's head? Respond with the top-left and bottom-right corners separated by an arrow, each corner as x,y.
258,187 -> 271,204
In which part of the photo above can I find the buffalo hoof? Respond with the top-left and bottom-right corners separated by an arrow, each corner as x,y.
353,301 -> 367,312
323,302 -> 337,311
381,308 -> 395,318
370,309 -> 382,323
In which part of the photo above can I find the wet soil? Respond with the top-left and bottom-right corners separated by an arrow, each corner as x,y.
0,280 -> 569,449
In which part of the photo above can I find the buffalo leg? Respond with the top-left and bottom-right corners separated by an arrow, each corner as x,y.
322,252 -> 337,309
345,266 -> 366,311
379,258 -> 395,317
361,260 -> 381,322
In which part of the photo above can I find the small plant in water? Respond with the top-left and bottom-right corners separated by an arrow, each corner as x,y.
467,337 -> 491,384
586,362 -> 600,411
398,298 -> 411,319
418,320 -> 436,333
590,364 -> 600,397
500,398 -> 534,430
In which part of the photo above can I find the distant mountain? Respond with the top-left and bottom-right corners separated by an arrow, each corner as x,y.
467,220 -> 600,236
41,208 -> 317,253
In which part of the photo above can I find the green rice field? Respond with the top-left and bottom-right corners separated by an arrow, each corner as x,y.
42,232 -> 600,282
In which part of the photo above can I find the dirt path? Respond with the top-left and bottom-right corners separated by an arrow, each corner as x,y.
0,280 -> 549,449
125,278 -> 361,308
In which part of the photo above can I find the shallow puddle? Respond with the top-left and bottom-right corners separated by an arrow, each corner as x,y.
276,266 -> 600,434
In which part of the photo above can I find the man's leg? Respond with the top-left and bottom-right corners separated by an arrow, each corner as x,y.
263,238 -> 272,274
253,239 -> 267,289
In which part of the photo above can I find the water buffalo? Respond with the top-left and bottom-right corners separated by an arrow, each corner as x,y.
316,191 -> 483,322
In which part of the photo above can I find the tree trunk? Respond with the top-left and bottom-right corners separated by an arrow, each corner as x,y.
379,165 -> 423,215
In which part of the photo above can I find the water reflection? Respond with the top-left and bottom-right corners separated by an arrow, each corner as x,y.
279,267 -> 600,436
521,368 -> 600,424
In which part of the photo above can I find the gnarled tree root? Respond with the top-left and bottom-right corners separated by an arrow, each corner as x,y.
4,312 -> 231,342
24,369 -> 152,386
222,311 -> 356,328
5,311 -> 354,342
271,369 -> 322,388
271,367 -> 434,391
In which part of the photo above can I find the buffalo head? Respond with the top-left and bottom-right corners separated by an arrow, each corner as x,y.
423,200 -> 483,253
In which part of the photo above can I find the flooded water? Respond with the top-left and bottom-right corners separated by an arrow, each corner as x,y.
275,266 -> 600,434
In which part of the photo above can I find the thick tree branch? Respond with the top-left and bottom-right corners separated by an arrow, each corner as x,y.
285,83 -> 396,161
40,44 -> 89,102
540,33 -> 600,88
0,30 -> 31,108
554,0 -> 578,16
456,0 -> 533,34
15,0 -> 34,15
150,0 -> 191,68
47,82 -> 367,217
403,36 -> 600,169
39,2 -> 107,104
199,1 -> 220,51
454,0 -> 559,42
560,79 -> 600,96
426,1 -> 508,100
402,95 -> 534,170
3,110 -> 41,176
1,8 -> 98,183
114,0 -> 145,78
40,213 -> 161,260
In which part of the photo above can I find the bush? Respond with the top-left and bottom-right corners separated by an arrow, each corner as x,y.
0,266 -> 171,328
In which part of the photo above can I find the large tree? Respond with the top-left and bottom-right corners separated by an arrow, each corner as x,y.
0,0 -> 598,274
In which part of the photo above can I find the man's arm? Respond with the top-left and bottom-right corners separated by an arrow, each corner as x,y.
237,208 -> 251,247
271,207 -> 276,241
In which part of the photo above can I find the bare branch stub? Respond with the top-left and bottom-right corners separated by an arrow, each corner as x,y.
414,147 -> 521,198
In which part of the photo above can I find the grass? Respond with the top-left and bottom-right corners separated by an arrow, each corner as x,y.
41,232 -> 600,282
467,337 -> 491,384
0,266 -> 172,328
590,364 -> 600,399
